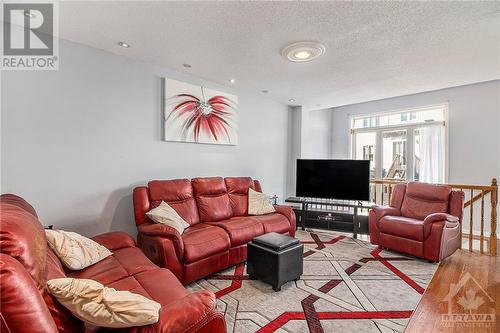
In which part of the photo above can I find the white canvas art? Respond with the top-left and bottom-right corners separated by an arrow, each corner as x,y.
163,78 -> 238,145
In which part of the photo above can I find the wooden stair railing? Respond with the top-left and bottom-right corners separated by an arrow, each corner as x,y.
369,178 -> 498,256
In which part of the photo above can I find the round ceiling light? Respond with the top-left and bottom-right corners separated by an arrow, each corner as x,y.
117,41 -> 130,48
281,41 -> 325,63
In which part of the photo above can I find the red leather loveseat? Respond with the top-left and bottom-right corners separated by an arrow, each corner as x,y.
133,177 -> 296,284
0,194 -> 226,333
369,182 -> 464,262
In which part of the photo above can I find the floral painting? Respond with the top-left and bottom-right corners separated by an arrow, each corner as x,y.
163,78 -> 238,145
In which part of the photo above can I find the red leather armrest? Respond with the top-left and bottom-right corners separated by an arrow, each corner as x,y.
138,223 -> 184,259
155,290 -> 223,333
274,205 -> 296,233
424,213 -> 459,225
371,205 -> 400,221
91,232 -> 136,251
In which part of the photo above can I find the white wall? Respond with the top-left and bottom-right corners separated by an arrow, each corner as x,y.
1,39 -> 289,237
330,80 -> 500,185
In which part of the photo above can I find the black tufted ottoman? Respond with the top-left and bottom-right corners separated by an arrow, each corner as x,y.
247,232 -> 303,291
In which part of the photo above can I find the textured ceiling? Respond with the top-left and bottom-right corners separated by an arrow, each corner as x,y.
58,1 -> 500,109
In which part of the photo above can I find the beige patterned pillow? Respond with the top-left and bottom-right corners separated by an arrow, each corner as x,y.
146,201 -> 190,234
45,230 -> 112,270
248,188 -> 276,215
47,278 -> 161,328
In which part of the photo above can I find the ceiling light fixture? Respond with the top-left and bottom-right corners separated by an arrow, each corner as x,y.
229,79 -> 236,84
281,41 -> 325,63
261,90 -> 269,94
288,99 -> 296,102
182,63 -> 192,68
117,41 -> 130,48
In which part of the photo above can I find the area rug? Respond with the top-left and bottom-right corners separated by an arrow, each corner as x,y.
188,229 -> 438,333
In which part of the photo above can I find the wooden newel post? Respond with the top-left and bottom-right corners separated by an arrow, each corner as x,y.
490,178 -> 498,256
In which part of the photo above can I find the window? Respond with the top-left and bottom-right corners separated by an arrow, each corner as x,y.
351,104 -> 447,183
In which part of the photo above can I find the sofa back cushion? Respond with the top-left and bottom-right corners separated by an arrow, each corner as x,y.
0,196 -> 48,290
192,177 -> 233,222
225,177 -> 255,216
0,254 -> 59,333
148,179 -> 200,225
0,194 -> 84,333
401,182 -> 451,220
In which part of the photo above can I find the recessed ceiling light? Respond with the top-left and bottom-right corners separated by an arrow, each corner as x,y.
182,63 -> 192,68
282,41 -> 325,63
261,90 -> 269,94
229,79 -> 236,84
288,99 -> 296,102
117,41 -> 130,48
24,11 -> 34,18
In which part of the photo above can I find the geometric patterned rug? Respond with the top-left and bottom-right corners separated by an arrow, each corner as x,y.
188,229 -> 438,333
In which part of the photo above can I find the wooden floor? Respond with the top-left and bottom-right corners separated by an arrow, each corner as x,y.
405,244 -> 499,332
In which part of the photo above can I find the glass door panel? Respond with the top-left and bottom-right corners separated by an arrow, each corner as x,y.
414,129 -> 422,181
382,130 -> 407,179
354,132 -> 376,179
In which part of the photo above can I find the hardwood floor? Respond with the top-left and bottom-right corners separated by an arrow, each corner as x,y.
405,244 -> 499,332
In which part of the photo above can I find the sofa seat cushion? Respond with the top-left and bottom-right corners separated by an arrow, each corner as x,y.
68,247 -> 157,285
106,268 -> 188,307
253,213 -> 291,234
208,217 -> 264,247
181,224 -> 231,264
378,216 -> 424,241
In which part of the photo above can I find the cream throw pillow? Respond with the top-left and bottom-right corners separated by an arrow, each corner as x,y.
146,201 -> 190,234
45,230 -> 112,270
47,278 -> 161,328
248,188 -> 276,215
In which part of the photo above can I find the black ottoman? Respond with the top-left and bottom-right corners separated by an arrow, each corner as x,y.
247,232 -> 303,291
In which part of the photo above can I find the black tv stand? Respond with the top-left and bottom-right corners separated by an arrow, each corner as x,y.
285,197 -> 372,239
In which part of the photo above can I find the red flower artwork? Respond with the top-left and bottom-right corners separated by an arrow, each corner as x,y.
165,85 -> 237,144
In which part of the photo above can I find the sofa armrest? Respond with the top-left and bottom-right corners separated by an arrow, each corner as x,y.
274,205 -> 296,236
138,223 -> 184,259
91,232 -> 136,251
424,213 -> 459,225
156,290 -> 224,333
370,205 -> 400,221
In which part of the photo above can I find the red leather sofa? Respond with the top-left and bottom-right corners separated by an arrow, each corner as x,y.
369,182 -> 464,262
133,177 -> 296,284
0,194 -> 226,333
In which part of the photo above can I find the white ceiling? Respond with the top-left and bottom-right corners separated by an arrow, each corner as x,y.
59,1 -> 500,110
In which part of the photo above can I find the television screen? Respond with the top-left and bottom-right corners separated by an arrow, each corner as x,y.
296,159 -> 370,201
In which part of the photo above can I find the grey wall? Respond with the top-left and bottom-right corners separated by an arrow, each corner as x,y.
330,80 -> 500,185
285,106 -> 301,197
302,108 -> 332,160
1,39 -> 289,237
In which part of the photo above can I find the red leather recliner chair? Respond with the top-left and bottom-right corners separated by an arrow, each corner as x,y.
369,182 -> 464,262
133,177 -> 296,285
0,194 -> 226,333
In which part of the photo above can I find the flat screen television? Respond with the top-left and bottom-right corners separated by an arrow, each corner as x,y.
296,159 -> 370,201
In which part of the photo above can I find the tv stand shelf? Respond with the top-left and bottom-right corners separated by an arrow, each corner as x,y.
285,197 -> 373,238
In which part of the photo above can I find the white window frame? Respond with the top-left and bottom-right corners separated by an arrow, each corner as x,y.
349,103 -> 449,182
